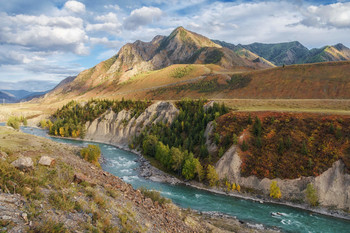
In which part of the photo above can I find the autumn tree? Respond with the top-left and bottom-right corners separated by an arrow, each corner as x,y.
206,165 -> 219,186
306,183 -> 318,206
170,147 -> 184,172
270,181 -> 281,199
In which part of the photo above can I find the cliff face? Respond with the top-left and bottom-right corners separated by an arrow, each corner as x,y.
85,101 -> 179,147
215,145 -> 350,210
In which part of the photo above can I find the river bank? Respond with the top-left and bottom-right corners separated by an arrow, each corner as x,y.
136,150 -> 350,222
19,126 -> 350,232
48,131 -> 350,222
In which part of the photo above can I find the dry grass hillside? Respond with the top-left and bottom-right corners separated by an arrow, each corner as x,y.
147,61 -> 350,99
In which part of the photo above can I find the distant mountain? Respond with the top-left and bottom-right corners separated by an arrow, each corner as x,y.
213,40 -> 275,67
240,41 -> 309,66
0,89 -> 48,103
0,90 -> 16,103
0,80 -> 57,92
215,40 -> 350,66
305,43 -> 350,63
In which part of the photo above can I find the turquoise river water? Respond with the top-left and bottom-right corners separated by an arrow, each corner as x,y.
16,126 -> 350,232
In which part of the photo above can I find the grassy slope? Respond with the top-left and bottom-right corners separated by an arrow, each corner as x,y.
147,61 -> 350,99
0,127 -> 193,232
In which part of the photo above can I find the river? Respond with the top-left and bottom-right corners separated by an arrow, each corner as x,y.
17,126 -> 350,232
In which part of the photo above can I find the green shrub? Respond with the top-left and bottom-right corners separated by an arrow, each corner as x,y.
142,135 -> 158,157
80,145 -> 101,166
139,187 -> 171,206
170,65 -> 193,78
6,116 -> 20,130
306,183 -> 318,206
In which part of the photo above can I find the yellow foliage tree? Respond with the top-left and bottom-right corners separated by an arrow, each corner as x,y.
59,127 -> 65,137
270,181 -> 282,199
231,183 -> 236,191
236,184 -> 241,192
225,181 -> 231,191
206,165 -> 219,187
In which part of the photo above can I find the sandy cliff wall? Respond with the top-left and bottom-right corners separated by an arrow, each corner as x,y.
85,101 -> 179,147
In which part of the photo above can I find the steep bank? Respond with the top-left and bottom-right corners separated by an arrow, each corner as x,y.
85,101 -> 179,147
215,145 -> 350,211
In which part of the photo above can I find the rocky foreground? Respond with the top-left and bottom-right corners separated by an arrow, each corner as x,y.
0,126 -> 278,232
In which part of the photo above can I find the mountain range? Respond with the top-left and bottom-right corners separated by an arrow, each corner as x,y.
213,40 -> 350,66
35,26 -> 350,102
0,89 -> 48,103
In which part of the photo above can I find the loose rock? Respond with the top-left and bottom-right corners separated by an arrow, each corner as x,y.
11,157 -> 34,171
38,156 -> 55,167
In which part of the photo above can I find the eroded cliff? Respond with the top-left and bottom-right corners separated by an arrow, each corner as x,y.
85,101 -> 179,147
215,144 -> 350,211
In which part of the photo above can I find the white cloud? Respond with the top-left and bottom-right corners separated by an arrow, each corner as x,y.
87,12 -> 122,34
104,4 -> 120,11
124,6 -> 162,30
0,12 -> 88,55
63,1 -> 86,14
300,2 -> 350,28
89,37 -> 123,48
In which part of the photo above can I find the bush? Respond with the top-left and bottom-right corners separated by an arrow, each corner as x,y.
170,65 -> 193,78
306,183 -> 318,206
80,144 -> 101,166
270,181 -> 281,199
7,116 -> 20,130
139,187 -> 171,206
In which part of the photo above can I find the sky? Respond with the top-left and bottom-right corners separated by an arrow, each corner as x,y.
0,0 -> 349,91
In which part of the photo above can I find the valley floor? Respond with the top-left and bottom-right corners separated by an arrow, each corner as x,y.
2,98 -> 350,124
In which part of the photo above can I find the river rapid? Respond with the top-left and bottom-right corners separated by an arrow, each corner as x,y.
18,126 -> 350,233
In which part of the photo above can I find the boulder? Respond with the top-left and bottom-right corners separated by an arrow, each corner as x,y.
74,173 -> 88,184
38,156 -> 55,166
11,157 -> 34,171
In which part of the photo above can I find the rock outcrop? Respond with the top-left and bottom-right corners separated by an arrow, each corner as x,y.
215,145 -> 350,210
315,160 -> 350,209
85,101 -> 179,147
204,121 -> 217,155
